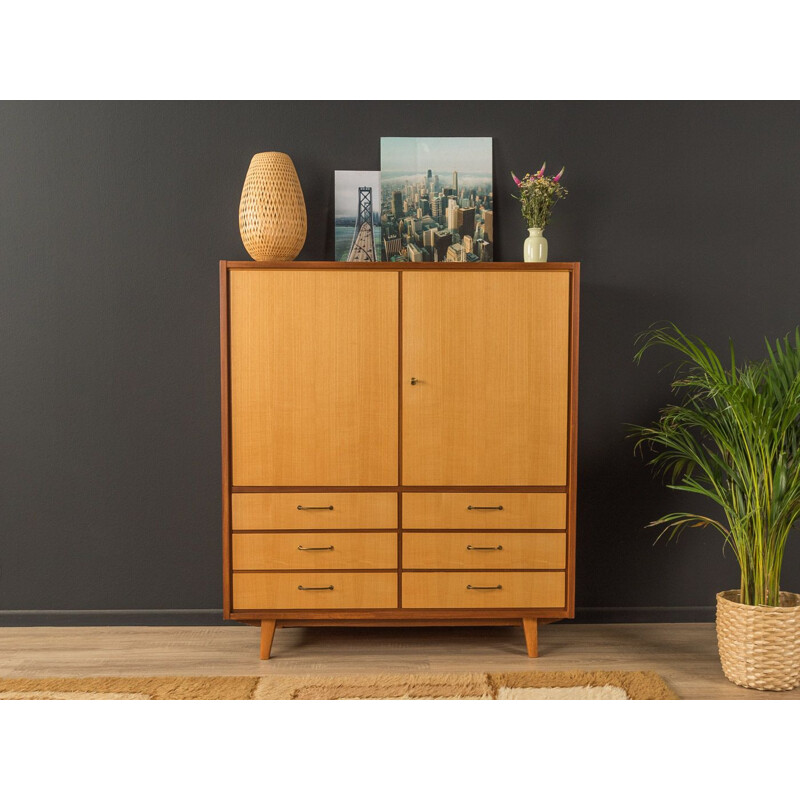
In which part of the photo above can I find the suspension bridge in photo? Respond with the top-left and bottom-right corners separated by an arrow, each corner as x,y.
347,187 -> 377,261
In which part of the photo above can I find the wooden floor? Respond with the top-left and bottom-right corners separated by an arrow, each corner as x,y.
1,623 -> 797,699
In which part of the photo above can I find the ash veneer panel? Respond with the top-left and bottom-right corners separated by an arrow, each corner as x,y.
402,571 -> 566,609
233,572 -> 398,610
231,492 -> 398,530
401,492 -> 567,530
402,532 -> 566,570
401,270 -> 570,486
233,532 -> 398,571
229,270 -> 398,487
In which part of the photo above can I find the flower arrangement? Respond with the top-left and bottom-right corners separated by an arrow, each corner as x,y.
511,163 -> 567,230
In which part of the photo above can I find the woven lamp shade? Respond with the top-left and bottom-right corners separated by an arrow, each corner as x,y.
239,152 -> 307,261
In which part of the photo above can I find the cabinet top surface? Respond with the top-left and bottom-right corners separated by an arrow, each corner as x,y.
222,260 -> 579,272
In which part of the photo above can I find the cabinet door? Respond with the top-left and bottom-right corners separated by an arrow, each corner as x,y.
230,270 -> 398,486
402,271 -> 570,486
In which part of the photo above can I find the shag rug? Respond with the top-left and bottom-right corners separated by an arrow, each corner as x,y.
0,671 -> 676,700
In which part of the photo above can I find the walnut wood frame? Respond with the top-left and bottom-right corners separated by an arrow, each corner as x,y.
220,261 -> 580,659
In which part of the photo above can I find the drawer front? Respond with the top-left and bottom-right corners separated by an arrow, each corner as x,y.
233,572 -> 398,610
402,532 -> 565,570
232,492 -> 397,530
233,532 -> 397,570
402,492 -> 566,529
402,571 -> 565,609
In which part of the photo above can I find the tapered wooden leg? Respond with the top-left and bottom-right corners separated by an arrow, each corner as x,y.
522,617 -> 539,658
260,620 -> 276,660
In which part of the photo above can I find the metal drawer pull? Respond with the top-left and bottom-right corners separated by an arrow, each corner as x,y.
297,585 -> 334,591
296,505 -> 334,511
467,584 -> 503,590
297,545 -> 334,551
410,377 -> 418,385
467,505 -> 503,511
467,545 -> 503,551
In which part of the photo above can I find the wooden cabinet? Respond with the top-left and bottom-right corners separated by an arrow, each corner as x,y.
221,262 -> 579,659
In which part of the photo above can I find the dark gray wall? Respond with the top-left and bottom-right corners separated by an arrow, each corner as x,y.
1,101 -> 798,624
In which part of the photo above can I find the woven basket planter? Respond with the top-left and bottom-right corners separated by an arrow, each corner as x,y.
239,152 -> 307,261
716,590 -> 800,691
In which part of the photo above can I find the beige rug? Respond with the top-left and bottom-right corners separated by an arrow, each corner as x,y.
0,671 -> 676,700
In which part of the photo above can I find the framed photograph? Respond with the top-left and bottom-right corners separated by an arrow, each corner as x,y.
334,170 -> 382,261
380,137 -> 493,262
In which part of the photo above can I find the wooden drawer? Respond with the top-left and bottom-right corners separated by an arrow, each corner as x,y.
233,572 -> 398,610
233,532 -> 397,570
402,571 -> 565,609
402,532 -> 565,570
402,492 -> 566,530
232,492 -> 397,530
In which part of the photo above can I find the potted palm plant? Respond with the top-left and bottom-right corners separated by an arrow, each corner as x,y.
630,324 -> 800,691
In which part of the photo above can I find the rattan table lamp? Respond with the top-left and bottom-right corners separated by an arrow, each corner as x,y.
239,152 -> 307,261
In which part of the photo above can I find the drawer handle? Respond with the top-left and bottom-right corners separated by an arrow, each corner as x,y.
467,505 -> 504,511
297,545 -> 334,551
297,505 -> 334,511
467,584 -> 503,590
297,585 -> 334,591
466,545 -> 503,551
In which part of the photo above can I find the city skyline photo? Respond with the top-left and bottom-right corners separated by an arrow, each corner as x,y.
380,137 -> 493,263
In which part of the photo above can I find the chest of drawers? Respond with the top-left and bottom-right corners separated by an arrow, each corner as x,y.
220,261 -> 579,658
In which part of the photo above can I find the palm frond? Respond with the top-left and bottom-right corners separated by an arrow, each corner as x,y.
629,323 -> 800,605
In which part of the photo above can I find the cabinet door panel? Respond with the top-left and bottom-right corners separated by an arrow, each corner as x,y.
230,270 -> 398,486
402,271 -> 570,486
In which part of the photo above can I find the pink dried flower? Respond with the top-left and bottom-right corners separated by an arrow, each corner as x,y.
510,161 -> 568,230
